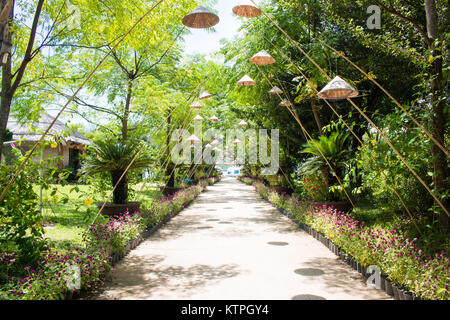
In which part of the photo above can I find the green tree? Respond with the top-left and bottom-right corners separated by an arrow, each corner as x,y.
279,0 -> 449,231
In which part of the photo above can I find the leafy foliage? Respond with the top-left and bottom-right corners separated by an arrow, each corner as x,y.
82,139 -> 153,175
0,164 -> 45,266
300,131 -> 350,176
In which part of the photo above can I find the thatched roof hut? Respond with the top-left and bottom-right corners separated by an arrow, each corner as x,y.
4,114 -> 91,171
6,114 -> 91,146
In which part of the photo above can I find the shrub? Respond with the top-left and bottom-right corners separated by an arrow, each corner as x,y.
0,164 -> 45,266
5,212 -> 144,300
238,176 -> 255,185
6,243 -> 112,300
268,191 -> 286,209
141,184 -> 204,228
254,182 -> 269,199
85,213 -> 144,255
357,111 -> 434,218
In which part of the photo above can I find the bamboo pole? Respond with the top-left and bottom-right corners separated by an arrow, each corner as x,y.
249,0 -> 448,218
260,34 -> 423,234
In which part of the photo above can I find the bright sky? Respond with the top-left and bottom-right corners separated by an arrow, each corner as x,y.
181,0 -> 244,57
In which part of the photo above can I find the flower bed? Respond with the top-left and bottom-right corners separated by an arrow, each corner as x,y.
5,214 -> 143,300
206,176 -> 221,186
141,184 -> 205,227
237,176 -> 257,185
250,181 -> 449,300
2,178 -> 221,300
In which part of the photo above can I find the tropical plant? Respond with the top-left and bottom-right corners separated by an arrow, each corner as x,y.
357,110 -> 435,219
299,131 -> 350,192
82,139 -> 153,204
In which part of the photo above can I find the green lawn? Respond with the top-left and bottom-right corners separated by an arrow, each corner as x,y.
33,183 -> 162,249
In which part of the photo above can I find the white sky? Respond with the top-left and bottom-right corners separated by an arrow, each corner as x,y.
181,0 -> 244,57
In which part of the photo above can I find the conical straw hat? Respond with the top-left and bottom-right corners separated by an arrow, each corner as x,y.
279,99 -> 292,107
199,90 -> 213,100
232,0 -> 262,18
269,86 -> 283,95
182,6 -> 220,29
187,135 -> 201,143
250,50 -> 276,65
318,76 -> 359,101
237,75 -> 256,86
190,101 -> 202,109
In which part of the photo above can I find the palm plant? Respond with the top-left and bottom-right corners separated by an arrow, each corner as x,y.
83,139 -> 153,204
299,131 -> 350,186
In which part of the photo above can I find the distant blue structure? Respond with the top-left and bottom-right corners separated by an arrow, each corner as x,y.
226,166 -> 241,176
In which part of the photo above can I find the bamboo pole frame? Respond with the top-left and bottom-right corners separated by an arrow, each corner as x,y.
256,39 -> 423,234
255,64 -> 355,209
249,0 -> 448,218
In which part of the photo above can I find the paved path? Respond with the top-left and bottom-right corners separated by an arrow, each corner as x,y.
95,177 -> 390,300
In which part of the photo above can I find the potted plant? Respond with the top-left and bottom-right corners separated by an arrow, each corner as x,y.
83,138 -> 153,217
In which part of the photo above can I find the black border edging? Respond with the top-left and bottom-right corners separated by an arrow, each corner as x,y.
250,185 -> 422,301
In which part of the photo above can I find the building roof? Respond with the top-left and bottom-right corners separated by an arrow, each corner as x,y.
7,114 -> 92,146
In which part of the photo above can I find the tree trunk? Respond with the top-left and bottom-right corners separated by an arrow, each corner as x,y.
0,0 -> 44,161
0,79 -> 12,163
0,0 -> 13,162
311,97 -> 323,135
122,80 -> 133,143
425,0 -> 449,233
165,110 -> 175,188
111,170 -> 128,205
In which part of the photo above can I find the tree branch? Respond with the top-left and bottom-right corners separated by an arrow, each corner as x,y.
110,48 -> 132,78
45,81 -> 124,120
9,0 -> 45,99
64,107 -> 118,136
135,31 -> 183,78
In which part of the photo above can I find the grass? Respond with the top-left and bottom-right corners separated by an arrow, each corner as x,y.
32,182 -> 162,249
43,225 -> 85,250
352,198 -> 395,225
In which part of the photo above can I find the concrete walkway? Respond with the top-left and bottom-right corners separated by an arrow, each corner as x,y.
95,177 -> 391,300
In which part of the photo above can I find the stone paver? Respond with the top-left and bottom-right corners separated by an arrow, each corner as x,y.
95,177 -> 391,300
